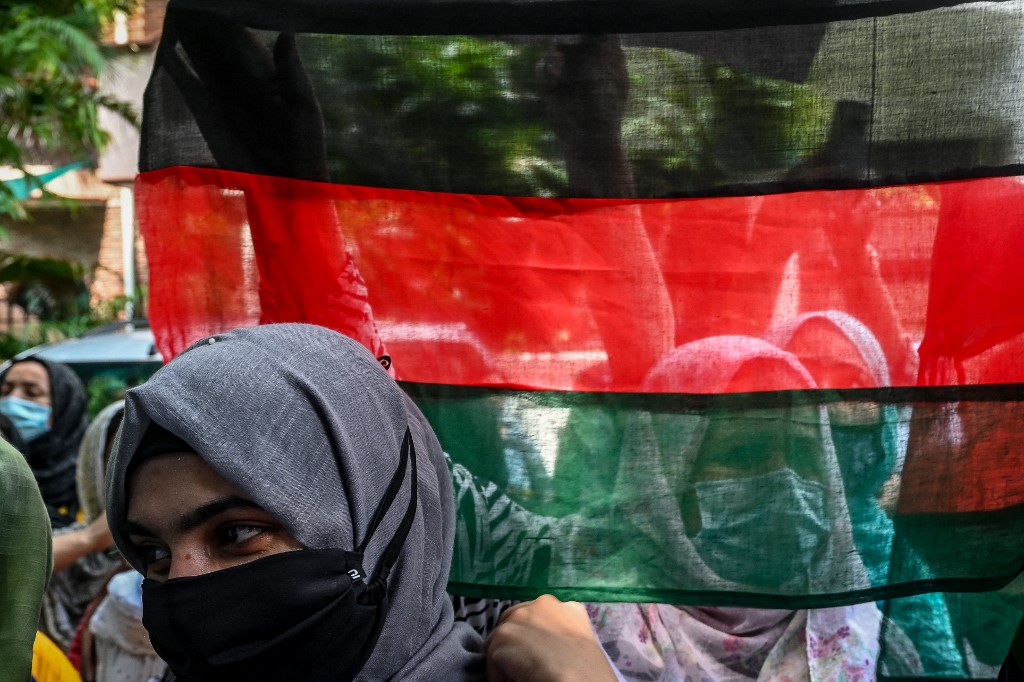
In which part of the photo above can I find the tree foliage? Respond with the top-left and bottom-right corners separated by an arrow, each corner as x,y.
299,36 -> 832,197
0,0 -> 140,220
303,36 -> 566,197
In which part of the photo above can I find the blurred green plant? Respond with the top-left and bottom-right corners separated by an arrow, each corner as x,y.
0,251 -> 139,362
705,60 -> 832,179
302,36 -> 833,197
0,251 -> 88,319
86,373 -> 125,417
0,0 -> 140,224
623,48 -> 722,196
0,308 -> 130,362
623,50 -> 834,194
303,35 -> 566,197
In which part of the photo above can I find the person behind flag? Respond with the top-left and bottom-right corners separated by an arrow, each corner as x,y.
591,335 -> 881,680
0,357 -> 89,528
767,310 -> 965,677
103,323 -> 619,682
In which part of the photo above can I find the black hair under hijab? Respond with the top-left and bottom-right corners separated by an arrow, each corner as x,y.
1,357 -> 88,528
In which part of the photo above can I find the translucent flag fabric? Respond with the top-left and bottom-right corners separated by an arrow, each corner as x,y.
137,1 -> 1024,675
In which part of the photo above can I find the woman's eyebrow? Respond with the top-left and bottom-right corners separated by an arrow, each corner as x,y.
124,496 -> 266,539
177,495 -> 265,534
123,519 -> 158,538
3,379 -> 44,389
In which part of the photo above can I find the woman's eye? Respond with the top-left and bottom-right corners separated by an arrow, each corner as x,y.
220,524 -> 266,546
140,544 -> 171,568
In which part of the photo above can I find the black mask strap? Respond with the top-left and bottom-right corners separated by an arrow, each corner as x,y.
356,427 -> 418,604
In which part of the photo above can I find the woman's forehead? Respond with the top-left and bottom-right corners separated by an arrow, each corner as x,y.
4,361 -> 50,386
130,451 -> 223,484
127,452 -> 244,519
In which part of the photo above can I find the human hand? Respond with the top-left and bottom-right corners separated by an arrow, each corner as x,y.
485,595 -> 618,682
52,512 -> 116,572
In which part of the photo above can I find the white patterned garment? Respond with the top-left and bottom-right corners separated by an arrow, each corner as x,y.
588,602 -> 881,682
89,570 -> 168,682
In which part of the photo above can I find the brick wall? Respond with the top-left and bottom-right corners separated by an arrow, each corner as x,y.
0,173 -> 149,330
92,194 -> 127,305
105,0 -> 166,46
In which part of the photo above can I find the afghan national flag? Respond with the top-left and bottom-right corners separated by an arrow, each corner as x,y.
138,0 -> 1024,676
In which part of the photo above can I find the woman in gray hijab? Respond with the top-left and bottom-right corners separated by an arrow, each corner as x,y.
104,323 -> 482,681
103,323 -> 616,682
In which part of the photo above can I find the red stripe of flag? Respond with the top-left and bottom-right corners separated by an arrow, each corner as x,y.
138,166 -> 1024,395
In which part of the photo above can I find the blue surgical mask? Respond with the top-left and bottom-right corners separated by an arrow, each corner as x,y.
691,468 -> 828,591
0,396 -> 52,443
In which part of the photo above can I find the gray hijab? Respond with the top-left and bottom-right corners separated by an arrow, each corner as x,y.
106,323 -> 483,681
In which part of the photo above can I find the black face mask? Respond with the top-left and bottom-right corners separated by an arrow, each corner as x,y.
142,428 -> 418,682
